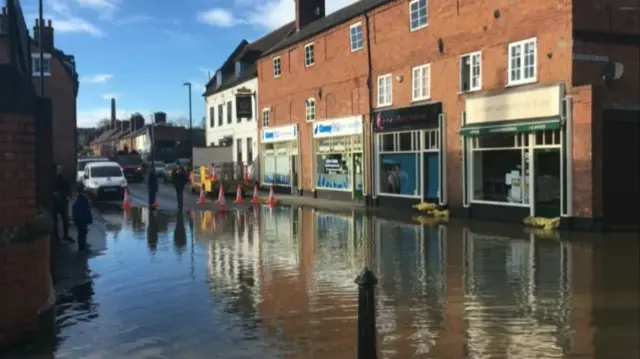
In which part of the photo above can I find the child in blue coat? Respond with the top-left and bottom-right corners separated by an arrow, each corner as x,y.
72,183 -> 93,252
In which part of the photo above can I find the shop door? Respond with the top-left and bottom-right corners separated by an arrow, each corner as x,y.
533,148 -> 561,218
422,153 -> 439,201
353,153 -> 363,200
290,154 -> 297,194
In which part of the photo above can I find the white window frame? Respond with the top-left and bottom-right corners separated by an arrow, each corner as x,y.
272,56 -> 281,77
411,63 -> 431,101
262,108 -> 270,128
304,43 -> 315,67
349,22 -> 363,52
459,51 -> 482,92
409,0 -> 428,32
305,98 -> 316,122
377,74 -> 392,107
507,37 -> 537,86
31,53 -> 52,76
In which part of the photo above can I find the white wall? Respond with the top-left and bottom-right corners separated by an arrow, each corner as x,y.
204,77 -> 259,164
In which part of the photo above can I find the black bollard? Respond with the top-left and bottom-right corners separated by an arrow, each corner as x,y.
355,267 -> 378,359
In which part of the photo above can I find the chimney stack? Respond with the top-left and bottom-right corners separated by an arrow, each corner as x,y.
110,98 -> 116,129
33,19 -> 55,49
153,112 -> 167,124
295,0 -> 325,31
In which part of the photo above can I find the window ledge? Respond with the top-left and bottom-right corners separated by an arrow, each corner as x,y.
411,97 -> 431,103
506,79 -> 537,87
457,89 -> 481,95
410,23 -> 428,32
305,63 -> 315,68
32,73 -> 51,77
376,103 -> 392,108
273,74 -> 281,78
351,47 -> 363,52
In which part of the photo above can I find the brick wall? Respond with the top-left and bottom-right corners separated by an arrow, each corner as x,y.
0,237 -> 53,348
0,113 -> 37,227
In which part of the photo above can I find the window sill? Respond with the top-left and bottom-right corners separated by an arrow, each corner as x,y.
305,63 -> 315,68
32,73 -> 51,77
506,78 -> 537,87
457,89 -> 481,95
273,74 -> 281,78
410,23 -> 428,32
376,103 -> 392,108
411,96 -> 430,103
350,47 -> 363,52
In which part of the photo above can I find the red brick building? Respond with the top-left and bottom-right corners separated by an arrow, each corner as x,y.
1,11 -> 79,181
257,0 -> 639,230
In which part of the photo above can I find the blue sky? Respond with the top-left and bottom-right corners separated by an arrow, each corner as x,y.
19,0 -> 356,128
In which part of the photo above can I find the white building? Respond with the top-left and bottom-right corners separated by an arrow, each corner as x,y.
204,77 -> 258,164
203,23 -> 295,165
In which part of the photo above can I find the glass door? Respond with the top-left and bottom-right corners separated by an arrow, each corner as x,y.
533,148 -> 561,217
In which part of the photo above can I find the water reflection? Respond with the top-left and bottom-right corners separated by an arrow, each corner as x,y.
5,206 -> 639,359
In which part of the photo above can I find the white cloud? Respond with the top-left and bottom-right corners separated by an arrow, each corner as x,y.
240,0 -> 358,29
72,0 -> 120,20
80,73 -> 114,84
26,0 -> 105,37
77,108 -> 186,128
101,93 -> 120,100
197,8 -> 241,27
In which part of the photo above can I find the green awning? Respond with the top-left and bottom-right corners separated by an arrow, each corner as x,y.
460,118 -> 561,136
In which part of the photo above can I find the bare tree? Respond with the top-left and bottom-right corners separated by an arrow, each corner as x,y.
96,118 -> 111,128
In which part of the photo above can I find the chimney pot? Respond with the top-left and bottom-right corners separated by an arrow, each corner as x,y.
47,19 -> 52,27
35,19 -> 38,26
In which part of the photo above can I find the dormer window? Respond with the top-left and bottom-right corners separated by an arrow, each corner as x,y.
216,71 -> 222,85
235,61 -> 243,78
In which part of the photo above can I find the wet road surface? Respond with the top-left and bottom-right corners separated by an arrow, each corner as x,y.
3,203 -> 639,358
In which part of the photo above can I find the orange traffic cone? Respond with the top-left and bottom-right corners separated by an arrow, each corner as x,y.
196,186 -> 206,204
233,184 -> 244,204
217,185 -> 227,212
122,188 -> 131,209
250,184 -> 261,205
266,185 -> 277,206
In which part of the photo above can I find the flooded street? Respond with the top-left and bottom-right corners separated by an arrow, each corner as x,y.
6,205 -> 639,358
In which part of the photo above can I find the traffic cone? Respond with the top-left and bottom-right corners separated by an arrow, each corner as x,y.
266,184 -> 277,206
217,185 -> 227,212
233,184 -> 244,204
250,184 -> 261,205
196,186 -> 206,204
122,188 -> 131,209
216,185 -> 224,203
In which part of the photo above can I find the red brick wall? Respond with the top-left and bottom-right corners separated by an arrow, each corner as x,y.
0,236 -> 53,348
30,43 -> 77,182
0,113 -> 37,227
570,86 -> 597,217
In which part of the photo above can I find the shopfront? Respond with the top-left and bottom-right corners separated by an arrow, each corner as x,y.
373,103 -> 444,208
312,116 -> 364,201
261,124 -> 298,191
460,84 -> 570,221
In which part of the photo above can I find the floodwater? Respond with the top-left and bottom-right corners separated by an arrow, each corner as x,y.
4,206 -> 639,358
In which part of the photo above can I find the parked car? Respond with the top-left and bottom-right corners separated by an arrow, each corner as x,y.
76,157 -> 109,183
115,154 -> 144,182
163,158 -> 192,183
82,161 -> 127,200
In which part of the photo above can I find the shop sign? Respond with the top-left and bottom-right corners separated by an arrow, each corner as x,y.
465,84 -> 563,125
261,125 -> 297,143
312,116 -> 363,138
235,92 -> 253,119
460,119 -> 560,136
373,103 -> 442,132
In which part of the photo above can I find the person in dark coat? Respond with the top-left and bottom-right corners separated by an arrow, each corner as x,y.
147,166 -> 158,208
171,161 -> 189,209
53,164 -> 74,243
72,183 -> 93,252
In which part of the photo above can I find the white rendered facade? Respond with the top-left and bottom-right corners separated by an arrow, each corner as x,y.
204,77 -> 259,165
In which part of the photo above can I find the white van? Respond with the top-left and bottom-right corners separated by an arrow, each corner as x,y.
77,157 -> 109,183
82,161 -> 128,200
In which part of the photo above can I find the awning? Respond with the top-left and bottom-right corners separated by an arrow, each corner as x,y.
460,118 -> 561,136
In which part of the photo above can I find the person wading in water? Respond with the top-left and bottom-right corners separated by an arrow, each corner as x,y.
171,161 -> 189,209
53,164 -> 74,244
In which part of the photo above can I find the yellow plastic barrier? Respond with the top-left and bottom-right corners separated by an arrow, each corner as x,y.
412,216 -> 445,226
412,202 -> 450,221
524,227 -> 561,240
523,216 -> 560,231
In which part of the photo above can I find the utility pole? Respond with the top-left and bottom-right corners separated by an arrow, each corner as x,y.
183,82 -> 193,149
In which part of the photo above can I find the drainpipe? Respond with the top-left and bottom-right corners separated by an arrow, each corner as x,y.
364,12 -> 374,205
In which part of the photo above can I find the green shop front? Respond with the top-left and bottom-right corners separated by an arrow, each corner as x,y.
459,84 -> 572,221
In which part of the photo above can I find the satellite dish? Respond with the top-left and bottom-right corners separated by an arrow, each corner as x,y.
315,6 -> 320,15
613,62 -> 624,79
602,61 -> 624,81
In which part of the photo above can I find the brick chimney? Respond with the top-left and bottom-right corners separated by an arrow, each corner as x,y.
33,19 -> 54,49
295,0 -> 325,31
0,7 -> 8,34
110,98 -> 116,129
153,112 -> 167,124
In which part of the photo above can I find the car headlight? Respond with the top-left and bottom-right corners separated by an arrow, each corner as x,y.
120,180 -> 127,187
91,181 -> 100,188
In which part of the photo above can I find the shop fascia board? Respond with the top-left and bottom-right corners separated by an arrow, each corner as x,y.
460,117 -> 562,136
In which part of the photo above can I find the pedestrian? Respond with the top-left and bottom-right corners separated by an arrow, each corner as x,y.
53,164 -> 74,244
72,183 -> 93,252
171,161 -> 189,209
147,165 -> 158,208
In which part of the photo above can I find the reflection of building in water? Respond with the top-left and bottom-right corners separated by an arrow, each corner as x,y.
463,230 -> 571,358
259,205 -> 300,273
207,211 -> 261,323
373,217 -> 446,357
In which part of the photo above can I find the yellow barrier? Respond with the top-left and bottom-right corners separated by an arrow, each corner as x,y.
412,202 -> 450,221
523,216 -> 560,231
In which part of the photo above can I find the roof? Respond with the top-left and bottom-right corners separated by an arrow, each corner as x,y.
91,128 -> 117,145
85,161 -> 120,168
31,38 -> 80,97
262,0 -> 390,57
204,22 -> 295,97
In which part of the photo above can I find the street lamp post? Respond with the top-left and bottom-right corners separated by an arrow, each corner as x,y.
183,82 -> 193,150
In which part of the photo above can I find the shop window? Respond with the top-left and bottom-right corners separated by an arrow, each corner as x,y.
424,130 -> 439,150
535,129 -> 560,146
398,132 -> 413,151
471,133 -> 529,204
378,131 -> 421,197
263,142 -> 291,186
380,133 -> 394,152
